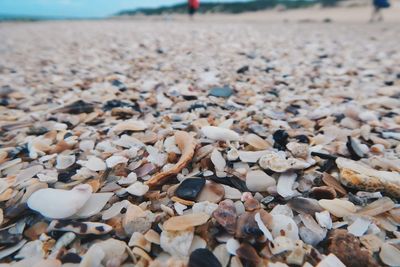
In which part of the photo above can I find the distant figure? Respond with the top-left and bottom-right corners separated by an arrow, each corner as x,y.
188,0 -> 200,19
370,0 -> 390,22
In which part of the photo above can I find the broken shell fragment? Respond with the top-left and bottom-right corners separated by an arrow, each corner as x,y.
163,212 -> 210,231
146,131 -> 196,187
244,134 -> 270,150
126,182 -> 149,196
336,157 -> 400,197
160,228 -> 194,258
201,126 -> 240,141
318,199 -> 356,218
379,243 -> 400,267
48,220 -> 112,235
246,170 -> 276,192
27,184 -> 92,219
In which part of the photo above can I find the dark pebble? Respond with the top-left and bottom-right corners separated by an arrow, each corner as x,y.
175,177 -> 206,201
188,248 -> 222,267
26,126 -> 49,136
237,65 -> 249,74
61,100 -> 94,114
209,86 -> 233,98
0,231 -> 23,245
273,129 -> 289,150
61,252 -> 82,264
294,134 -> 310,144
0,98 -> 9,106
103,99 -> 140,112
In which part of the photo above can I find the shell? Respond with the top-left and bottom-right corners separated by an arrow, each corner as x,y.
55,153 -> 76,170
246,170 -> 276,192
238,150 -> 269,163
347,217 -> 371,237
259,151 -> 291,172
27,184 -> 92,219
211,149 -> 226,172
336,157 -> 400,197
271,214 -> 299,240
126,182 -> 149,196
317,254 -> 346,267
146,131 -> 196,187
85,156 -> 106,171
110,120 -> 148,134
318,199 -> 356,218
163,212 -> 210,231
226,238 -> 240,255
106,155 -> 128,168
244,134 -> 270,150
160,229 -> 194,258
277,172 -> 298,198
379,243 -> 400,267
201,126 -> 240,141
75,193 -> 113,218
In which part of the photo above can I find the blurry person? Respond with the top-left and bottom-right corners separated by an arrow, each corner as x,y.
370,0 -> 390,22
188,0 -> 200,19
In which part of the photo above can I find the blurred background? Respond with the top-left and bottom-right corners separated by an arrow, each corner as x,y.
0,0 -> 399,22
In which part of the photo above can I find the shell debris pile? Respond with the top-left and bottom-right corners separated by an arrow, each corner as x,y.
0,20 -> 400,267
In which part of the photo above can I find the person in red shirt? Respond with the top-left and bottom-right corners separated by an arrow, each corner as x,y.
188,0 -> 200,18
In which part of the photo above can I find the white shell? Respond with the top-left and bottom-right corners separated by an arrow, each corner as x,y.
201,126 -> 240,141
255,212 -> 273,241
347,217 -> 371,237
192,201 -> 219,215
238,150 -> 269,163
271,214 -> 299,240
27,184 -> 92,219
226,238 -> 240,255
315,211 -> 332,229
118,172 -> 137,185
56,154 -> 76,170
75,193 -> 113,218
160,229 -> 194,258
317,253 -> 346,267
277,172 -> 298,198
126,182 -> 149,196
106,155 -> 128,168
246,170 -> 276,192
85,156 -> 106,171
269,236 -> 295,255
380,243 -> 400,267
221,185 -> 242,199
102,200 -> 130,220
211,149 -> 226,172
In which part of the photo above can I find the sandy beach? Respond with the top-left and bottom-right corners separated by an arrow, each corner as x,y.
0,5 -> 400,267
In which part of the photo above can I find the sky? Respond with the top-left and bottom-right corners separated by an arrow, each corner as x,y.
0,0 -> 249,18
